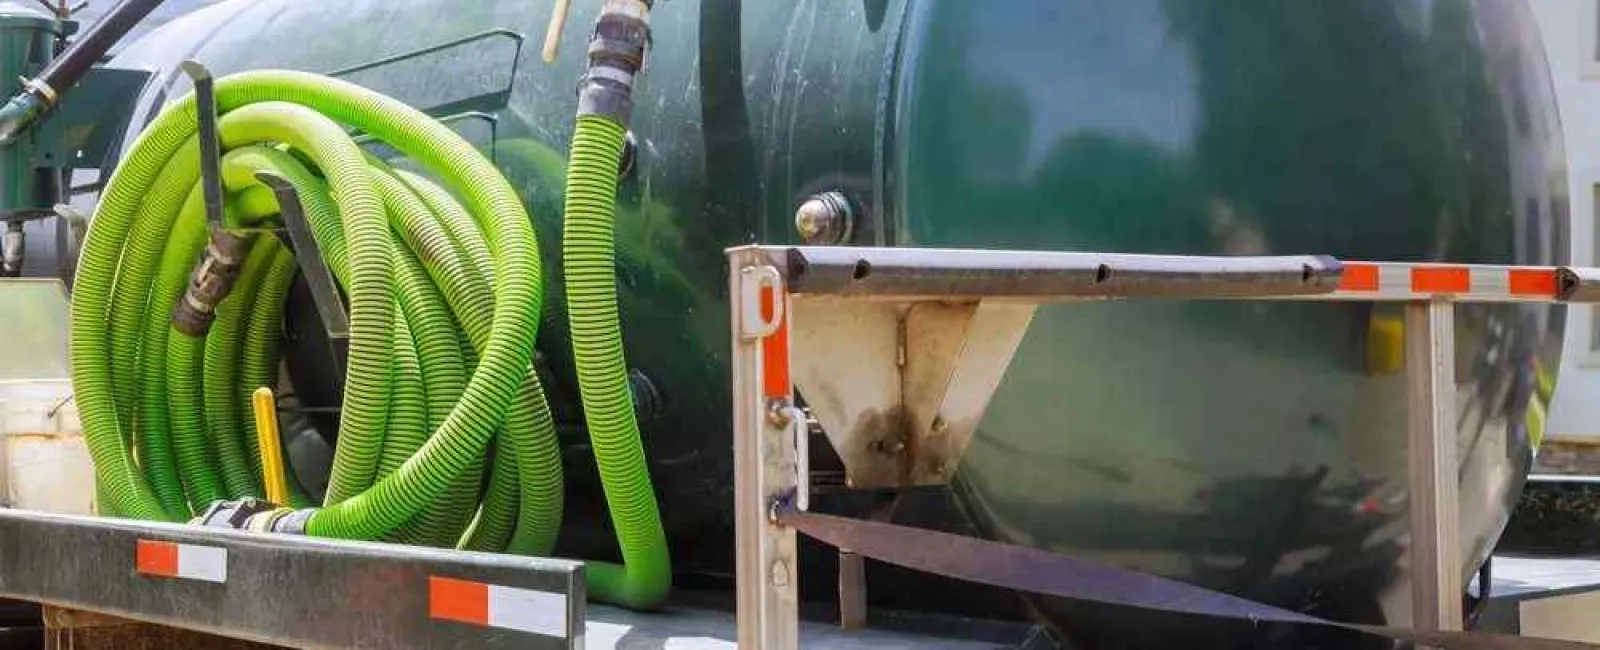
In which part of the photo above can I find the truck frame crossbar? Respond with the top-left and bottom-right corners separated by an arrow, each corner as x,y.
763,245 -> 1593,303
727,245 -> 1600,649
0,508 -> 585,649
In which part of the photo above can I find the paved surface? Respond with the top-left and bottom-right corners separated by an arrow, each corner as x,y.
1488,555 -> 1600,601
586,605 -> 1020,649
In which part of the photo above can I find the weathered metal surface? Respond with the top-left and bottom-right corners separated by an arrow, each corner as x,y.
1557,267 -> 1600,303
789,295 -> 1034,488
773,246 -> 1341,300
0,508 -> 585,649
256,172 -> 349,376
729,248 -> 799,649
1408,300 -> 1464,631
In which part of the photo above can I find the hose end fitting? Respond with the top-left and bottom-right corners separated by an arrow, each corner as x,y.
193,497 -> 281,529
172,229 -> 253,336
576,0 -> 652,126
0,81 -> 52,148
266,508 -> 317,535
191,498 -> 314,535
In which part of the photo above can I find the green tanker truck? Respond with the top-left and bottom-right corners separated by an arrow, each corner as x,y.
0,0 -> 1581,648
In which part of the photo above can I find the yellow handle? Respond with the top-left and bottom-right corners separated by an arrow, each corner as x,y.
251,387 -> 291,505
542,0 -> 573,63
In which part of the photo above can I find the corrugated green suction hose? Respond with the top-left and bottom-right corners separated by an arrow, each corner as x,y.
563,115 -> 671,608
72,71 -> 560,551
76,68 -> 671,611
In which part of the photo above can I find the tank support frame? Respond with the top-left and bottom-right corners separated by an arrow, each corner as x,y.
728,244 -> 1600,649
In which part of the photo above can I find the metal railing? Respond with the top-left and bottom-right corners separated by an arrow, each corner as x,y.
727,245 -> 1600,649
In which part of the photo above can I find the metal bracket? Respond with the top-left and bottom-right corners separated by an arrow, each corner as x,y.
29,66 -> 151,170
254,171 -> 350,376
789,297 -> 1034,488
354,110 -> 501,164
178,60 -> 223,229
1407,299 -> 1463,632
729,250 -> 800,650
326,29 -> 526,119
728,244 -> 1600,649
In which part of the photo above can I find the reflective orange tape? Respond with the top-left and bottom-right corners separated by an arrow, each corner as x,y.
135,540 -> 178,577
760,285 -> 790,399
1340,263 -> 1379,292
1411,266 -> 1470,293
429,576 -> 490,627
135,540 -> 226,582
428,576 -> 568,636
1508,269 -> 1558,297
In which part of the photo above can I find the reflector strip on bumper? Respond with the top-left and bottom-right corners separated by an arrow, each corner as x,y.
1336,262 -> 1559,301
428,576 -> 567,637
135,539 -> 227,583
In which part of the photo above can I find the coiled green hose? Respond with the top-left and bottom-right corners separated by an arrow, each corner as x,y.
72,71 -> 558,549
76,69 -> 670,610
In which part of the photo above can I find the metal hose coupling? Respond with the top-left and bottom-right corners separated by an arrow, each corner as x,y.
172,228 -> 253,336
250,507 -> 316,535
191,498 -> 316,534
0,78 -> 54,147
576,0 -> 652,126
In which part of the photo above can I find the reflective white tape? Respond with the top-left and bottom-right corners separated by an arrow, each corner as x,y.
175,544 -> 228,583
136,540 -> 226,584
430,576 -> 568,638
487,584 -> 567,637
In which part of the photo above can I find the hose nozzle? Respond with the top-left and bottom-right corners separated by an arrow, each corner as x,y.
172,229 -> 253,336
0,81 -> 52,147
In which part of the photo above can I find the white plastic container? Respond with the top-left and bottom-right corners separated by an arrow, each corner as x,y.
0,280 -> 95,514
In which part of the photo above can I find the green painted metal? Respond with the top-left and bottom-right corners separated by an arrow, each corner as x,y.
0,1 -> 58,218
0,1 -> 146,224
32,66 -> 151,169
103,0 -> 1566,641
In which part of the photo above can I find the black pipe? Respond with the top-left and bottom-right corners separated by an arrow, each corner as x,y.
38,0 -> 163,92
0,0 -> 164,145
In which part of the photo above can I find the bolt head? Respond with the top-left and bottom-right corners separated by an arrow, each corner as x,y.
770,560 -> 791,587
793,191 -> 853,244
794,200 -> 832,240
766,399 -> 795,427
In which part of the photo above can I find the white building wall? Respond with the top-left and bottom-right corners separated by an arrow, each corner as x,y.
1534,0 -> 1600,441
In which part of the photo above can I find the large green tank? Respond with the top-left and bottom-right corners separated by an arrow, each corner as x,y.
98,0 -> 1565,644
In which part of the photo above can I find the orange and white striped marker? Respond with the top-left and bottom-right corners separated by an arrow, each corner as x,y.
135,539 -> 227,583
428,576 -> 568,637
1335,262 -> 1559,302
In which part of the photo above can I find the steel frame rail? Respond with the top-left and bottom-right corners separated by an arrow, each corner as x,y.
727,245 -> 1600,649
0,508 -> 584,648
